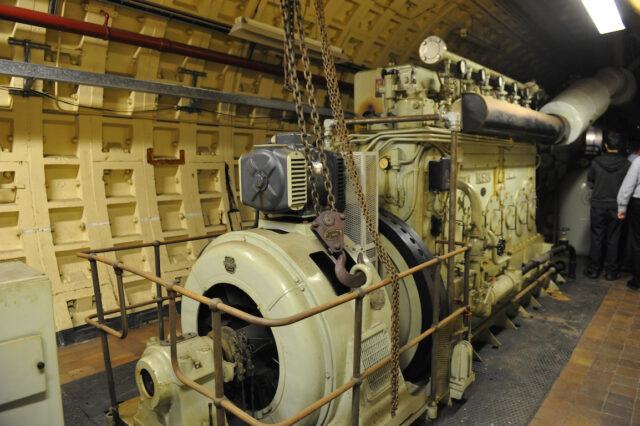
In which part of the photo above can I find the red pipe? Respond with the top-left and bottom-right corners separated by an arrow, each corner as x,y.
0,4 -> 353,92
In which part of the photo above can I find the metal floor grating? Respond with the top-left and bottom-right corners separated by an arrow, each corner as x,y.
433,271 -> 609,425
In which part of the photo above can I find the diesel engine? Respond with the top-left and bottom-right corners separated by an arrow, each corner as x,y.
128,32 -> 636,425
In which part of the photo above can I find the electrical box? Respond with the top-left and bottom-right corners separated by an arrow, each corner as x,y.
0,262 -> 64,426
428,157 -> 451,192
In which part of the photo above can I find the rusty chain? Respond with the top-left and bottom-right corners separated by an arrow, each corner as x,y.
292,0 -> 336,211
311,0 -> 402,416
279,0 -> 336,213
279,0 -> 320,213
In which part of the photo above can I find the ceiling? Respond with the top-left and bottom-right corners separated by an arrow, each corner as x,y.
7,0 -> 640,103
210,0 -> 640,92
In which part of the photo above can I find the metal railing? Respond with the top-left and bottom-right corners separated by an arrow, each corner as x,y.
77,232 -> 223,421
77,232 -> 471,425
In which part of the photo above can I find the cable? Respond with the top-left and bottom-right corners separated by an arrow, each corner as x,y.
0,85 -> 296,122
0,85 -> 301,131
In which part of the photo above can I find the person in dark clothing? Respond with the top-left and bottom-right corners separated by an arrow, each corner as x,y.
585,130 -> 630,280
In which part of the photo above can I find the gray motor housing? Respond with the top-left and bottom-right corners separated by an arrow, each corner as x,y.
239,133 -> 345,215
239,139 -> 307,214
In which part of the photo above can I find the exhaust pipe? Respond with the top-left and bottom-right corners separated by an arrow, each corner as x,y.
540,67 -> 636,144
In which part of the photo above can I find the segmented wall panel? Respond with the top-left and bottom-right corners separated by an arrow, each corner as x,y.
0,94 -> 294,330
0,0 -> 311,331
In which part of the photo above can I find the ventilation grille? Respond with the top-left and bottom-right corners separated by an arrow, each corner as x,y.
335,155 -> 346,211
287,153 -> 307,210
344,152 -> 378,264
434,322 -> 453,400
362,328 -> 391,400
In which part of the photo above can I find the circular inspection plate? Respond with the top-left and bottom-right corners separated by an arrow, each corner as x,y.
419,35 -> 447,65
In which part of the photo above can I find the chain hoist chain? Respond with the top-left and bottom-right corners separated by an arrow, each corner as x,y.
292,0 -> 336,211
312,0 -> 401,416
279,0 -> 321,213
279,0 -> 336,213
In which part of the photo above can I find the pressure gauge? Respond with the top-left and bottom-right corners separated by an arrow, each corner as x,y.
510,82 -> 518,95
524,87 -> 532,99
457,60 -> 468,78
475,68 -> 487,85
419,35 -> 447,65
379,156 -> 392,170
497,75 -> 505,90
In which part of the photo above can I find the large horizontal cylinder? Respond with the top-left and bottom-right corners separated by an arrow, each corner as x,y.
540,67 -> 636,144
458,94 -> 567,144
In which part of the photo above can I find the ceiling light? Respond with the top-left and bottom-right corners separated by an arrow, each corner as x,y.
580,0 -> 626,34
229,17 -> 350,63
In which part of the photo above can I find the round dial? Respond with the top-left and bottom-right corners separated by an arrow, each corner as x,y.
477,69 -> 487,84
497,75 -> 505,89
379,156 -> 391,170
457,60 -> 468,78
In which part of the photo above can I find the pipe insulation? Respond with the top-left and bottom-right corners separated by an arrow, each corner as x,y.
459,68 -> 636,145
459,94 -> 567,144
540,67 -> 636,144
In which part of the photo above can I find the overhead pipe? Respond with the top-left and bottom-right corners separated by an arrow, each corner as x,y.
458,93 -> 567,144
0,4 -> 354,92
540,67 -> 636,144
96,0 -> 232,34
418,35 -> 529,92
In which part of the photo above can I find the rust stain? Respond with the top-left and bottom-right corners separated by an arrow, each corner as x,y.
544,289 -> 570,301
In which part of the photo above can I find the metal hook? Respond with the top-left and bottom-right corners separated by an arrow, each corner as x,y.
335,252 -> 366,288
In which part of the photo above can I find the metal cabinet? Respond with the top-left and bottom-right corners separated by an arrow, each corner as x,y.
0,261 -> 64,425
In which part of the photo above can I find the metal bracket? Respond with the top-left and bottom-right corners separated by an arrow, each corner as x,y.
8,37 -> 51,96
177,67 -> 207,113
529,296 -> 542,309
146,148 -> 185,165
440,110 -> 461,131
311,210 -> 366,289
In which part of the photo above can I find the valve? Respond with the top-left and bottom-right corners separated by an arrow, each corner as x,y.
487,237 -> 506,256
495,238 -> 506,257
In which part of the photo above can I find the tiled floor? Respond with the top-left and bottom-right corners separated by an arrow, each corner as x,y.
57,318 -> 175,384
531,278 -> 640,426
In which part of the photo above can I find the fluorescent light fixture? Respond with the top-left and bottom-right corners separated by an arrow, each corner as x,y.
230,17 -> 350,63
581,0 -> 626,34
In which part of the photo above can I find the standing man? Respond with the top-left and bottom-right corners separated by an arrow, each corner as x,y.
585,130 -> 630,280
621,142 -> 640,271
618,155 -> 640,290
